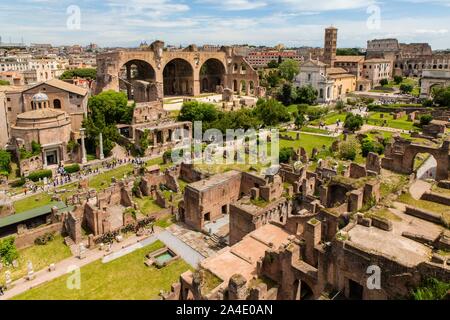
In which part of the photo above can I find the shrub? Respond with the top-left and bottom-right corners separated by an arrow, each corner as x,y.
394,75 -> 403,84
361,137 -> 384,157
379,79 -> 389,86
34,232 -> 55,245
420,114 -> 433,126
400,83 -> 413,94
339,137 -> 360,161
422,99 -> 433,107
11,177 -> 25,188
27,169 -> 52,182
0,236 -> 18,264
64,164 -> 80,174
344,114 -> 364,132
279,147 -> 295,164
411,278 -> 450,300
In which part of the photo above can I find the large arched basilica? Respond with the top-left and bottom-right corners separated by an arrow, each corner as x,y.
95,41 -> 261,102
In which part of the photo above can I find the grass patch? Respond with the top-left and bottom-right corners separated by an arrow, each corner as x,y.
398,193 -> 450,224
13,193 -> 53,213
198,269 -> 223,295
154,213 -> 174,228
12,240 -> 192,300
134,196 -> 164,216
1,235 -> 71,285
88,164 -> 133,191
368,208 -> 402,222
301,127 -> 330,135
367,112 -> 416,131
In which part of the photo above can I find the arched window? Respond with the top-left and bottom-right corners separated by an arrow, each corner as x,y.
53,99 -> 61,109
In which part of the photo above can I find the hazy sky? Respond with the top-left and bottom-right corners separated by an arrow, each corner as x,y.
1,0 -> 450,49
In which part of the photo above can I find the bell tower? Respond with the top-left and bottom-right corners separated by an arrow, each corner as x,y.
323,26 -> 338,67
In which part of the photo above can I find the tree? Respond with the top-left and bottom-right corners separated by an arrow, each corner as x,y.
0,236 -> 18,264
278,59 -> 300,82
267,60 -> 279,68
400,83 -> 413,94
432,86 -> 450,107
265,70 -> 281,88
295,85 -> 318,105
0,150 -> 11,176
344,114 -> 364,132
339,137 -> 360,161
394,75 -> 403,85
294,113 -> 306,129
361,137 -> 384,157
279,147 -> 295,164
60,68 -> 97,80
379,78 -> 389,86
0,80 -> 10,86
278,83 -> 296,106
335,100 -> 345,111
83,90 -> 134,156
178,101 -> 219,124
254,99 -> 290,126
420,114 -> 433,126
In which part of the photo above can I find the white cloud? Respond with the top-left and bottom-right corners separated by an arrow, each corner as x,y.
197,0 -> 267,11
281,0 -> 376,11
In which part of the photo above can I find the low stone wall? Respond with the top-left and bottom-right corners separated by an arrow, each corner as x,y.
404,205 -> 443,225
371,216 -> 392,231
421,191 -> 450,206
14,222 -> 64,249
437,180 -> 450,189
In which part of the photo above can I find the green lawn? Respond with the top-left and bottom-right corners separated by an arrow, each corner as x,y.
133,196 -> 164,216
279,132 -> 336,154
310,112 -> 347,126
13,193 -> 53,213
1,235 -> 71,285
367,112 -> 416,131
88,164 -> 134,191
300,127 -> 331,135
12,240 -> 192,300
154,213 -> 175,228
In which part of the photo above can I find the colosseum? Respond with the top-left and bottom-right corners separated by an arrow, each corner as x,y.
95,40 -> 262,102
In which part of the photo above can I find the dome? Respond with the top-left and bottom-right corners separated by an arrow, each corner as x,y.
32,92 -> 49,102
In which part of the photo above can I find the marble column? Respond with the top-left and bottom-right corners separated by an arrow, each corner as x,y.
99,132 -> 104,160
80,128 -> 87,164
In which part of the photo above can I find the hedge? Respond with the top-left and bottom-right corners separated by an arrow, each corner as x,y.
27,169 -> 53,182
64,163 -> 80,173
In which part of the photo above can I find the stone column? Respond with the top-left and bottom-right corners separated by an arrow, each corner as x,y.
80,128 -> 87,164
42,150 -> 47,167
99,132 -> 104,160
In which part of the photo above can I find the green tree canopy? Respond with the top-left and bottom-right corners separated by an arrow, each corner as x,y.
267,60 -> 279,68
344,113 -> 364,132
60,68 -> 97,80
394,75 -> 404,85
0,150 -> 11,176
400,83 -> 413,94
0,80 -> 10,86
379,79 -> 389,87
83,90 -> 134,156
178,101 -> 219,124
278,59 -> 300,82
254,99 -> 291,127
432,86 -> 450,107
295,85 -> 318,105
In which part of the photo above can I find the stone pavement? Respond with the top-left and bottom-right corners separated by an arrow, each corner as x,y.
167,223 -> 219,258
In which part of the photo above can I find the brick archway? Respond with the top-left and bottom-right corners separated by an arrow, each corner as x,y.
382,138 -> 450,180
